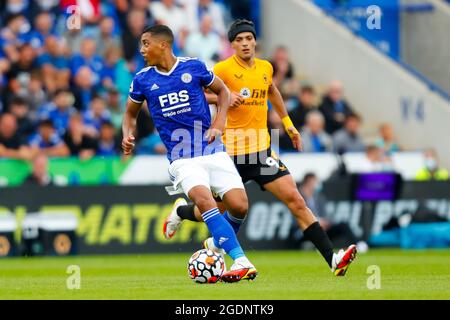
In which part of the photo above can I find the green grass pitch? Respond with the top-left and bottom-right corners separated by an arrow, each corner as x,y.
1,249 -> 449,299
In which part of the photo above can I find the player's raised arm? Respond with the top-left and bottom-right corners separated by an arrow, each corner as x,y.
268,83 -> 303,151
205,76 -> 231,143
122,98 -> 143,155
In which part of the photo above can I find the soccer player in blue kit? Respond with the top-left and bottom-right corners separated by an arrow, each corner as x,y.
122,25 -> 257,282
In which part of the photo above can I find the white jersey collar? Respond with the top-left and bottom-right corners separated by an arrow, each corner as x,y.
154,57 -> 180,76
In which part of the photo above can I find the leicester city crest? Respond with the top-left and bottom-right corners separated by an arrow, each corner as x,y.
181,73 -> 192,83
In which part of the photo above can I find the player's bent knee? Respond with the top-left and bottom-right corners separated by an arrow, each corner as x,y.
191,194 -> 217,213
217,202 -> 227,214
228,202 -> 248,219
222,189 -> 248,218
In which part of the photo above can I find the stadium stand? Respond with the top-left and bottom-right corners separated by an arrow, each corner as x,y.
0,0 -> 448,188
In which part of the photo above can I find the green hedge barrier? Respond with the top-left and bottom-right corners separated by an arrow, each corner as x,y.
0,157 -> 130,186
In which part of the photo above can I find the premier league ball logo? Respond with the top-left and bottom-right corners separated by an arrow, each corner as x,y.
240,87 -> 251,99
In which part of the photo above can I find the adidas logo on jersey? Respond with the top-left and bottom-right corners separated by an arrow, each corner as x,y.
151,83 -> 159,91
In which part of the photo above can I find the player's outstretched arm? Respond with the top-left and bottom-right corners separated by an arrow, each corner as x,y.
122,98 -> 143,155
268,83 -> 303,151
205,76 -> 231,143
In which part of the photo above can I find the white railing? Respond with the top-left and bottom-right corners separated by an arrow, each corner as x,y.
119,152 -> 427,185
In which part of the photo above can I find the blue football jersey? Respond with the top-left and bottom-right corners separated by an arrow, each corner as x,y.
129,57 -> 224,162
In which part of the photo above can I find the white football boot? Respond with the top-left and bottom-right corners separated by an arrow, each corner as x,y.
221,256 -> 258,283
331,244 -> 357,276
163,198 -> 187,239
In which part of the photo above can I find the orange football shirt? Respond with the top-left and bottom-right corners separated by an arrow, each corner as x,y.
213,55 -> 273,156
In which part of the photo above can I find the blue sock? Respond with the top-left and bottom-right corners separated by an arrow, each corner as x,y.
202,208 -> 245,260
223,211 -> 245,234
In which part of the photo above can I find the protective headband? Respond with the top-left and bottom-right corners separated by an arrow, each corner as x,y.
228,22 -> 256,42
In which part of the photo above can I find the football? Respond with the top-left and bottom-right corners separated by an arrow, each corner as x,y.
187,249 -> 225,284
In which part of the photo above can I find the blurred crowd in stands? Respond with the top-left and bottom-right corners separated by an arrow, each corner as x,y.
0,0 -> 245,159
266,45 -> 448,180
0,0 -> 448,183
